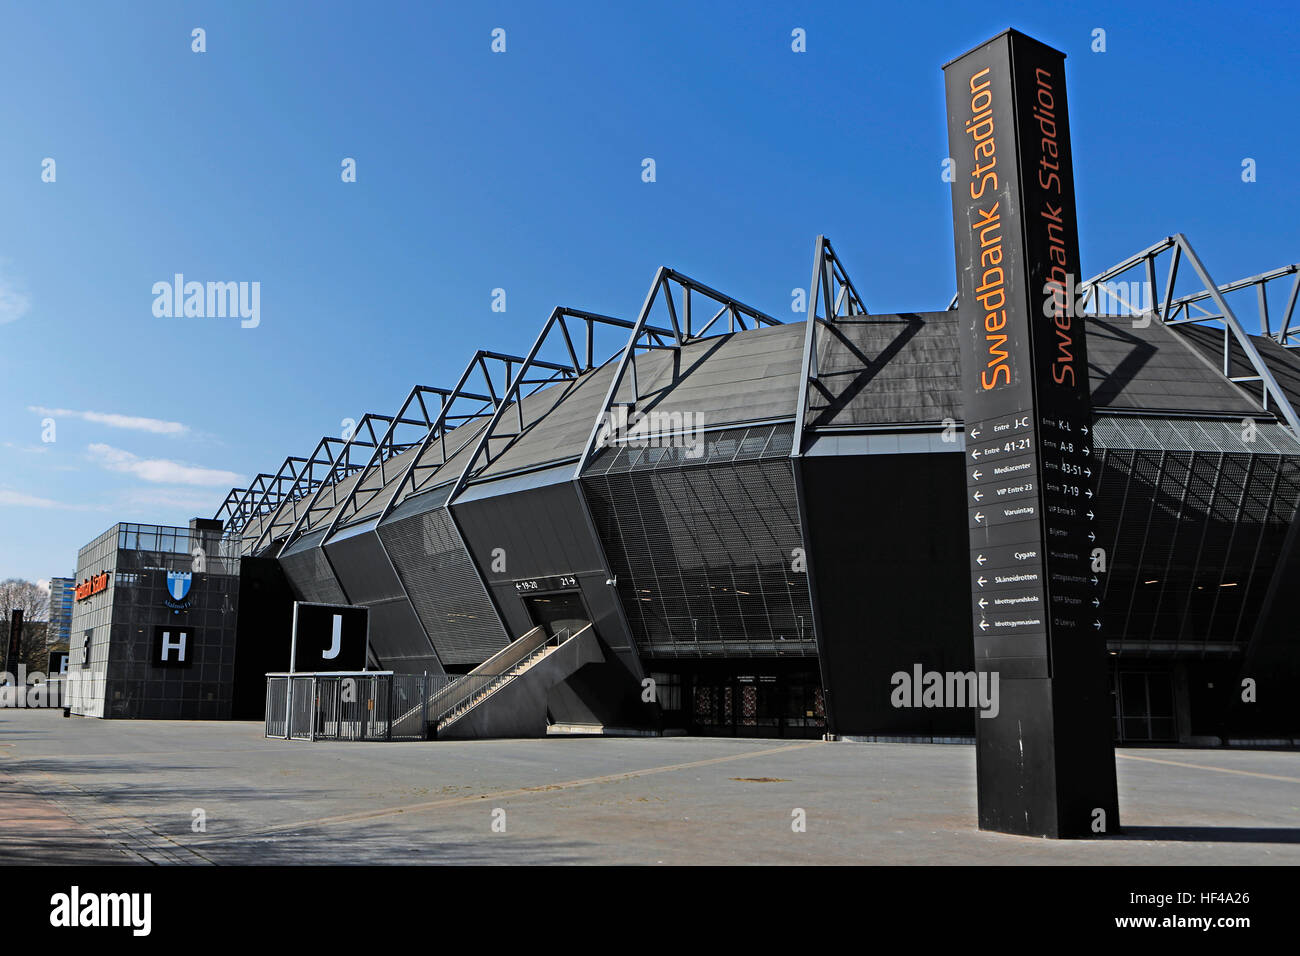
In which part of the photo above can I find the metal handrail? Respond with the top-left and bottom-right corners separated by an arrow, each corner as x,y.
431,627 -> 575,729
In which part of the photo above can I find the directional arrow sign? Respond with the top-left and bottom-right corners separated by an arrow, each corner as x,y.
972,469 -> 983,480
973,491 -> 984,501
978,597 -> 988,609
974,512 -> 985,523
977,576 -> 987,588
976,554 -> 987,565
979,619 -> 989,631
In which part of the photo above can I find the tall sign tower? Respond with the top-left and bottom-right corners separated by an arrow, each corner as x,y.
943,29 -> 1119,838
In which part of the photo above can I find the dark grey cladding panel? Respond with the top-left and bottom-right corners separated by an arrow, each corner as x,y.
1177,325 -> 1300,415
807,311 -> 1265,428
364,597 -> 443,674
377,505 -> 507,667
382,482 -> 453,525
630,323 -> 804,426
475,324 -> 805,482
323,529 -> 404,603
323,529 -> 440,670
278,529 -> 347,604
475,366 -> 616,480
280,527 -> 328,557
1253,336 -> 1300,411
808,312 -> 962,427
455,481 -> 607,582
1086,318 -> 1264,416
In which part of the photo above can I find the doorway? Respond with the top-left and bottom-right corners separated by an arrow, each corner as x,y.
523,590 -> 589,638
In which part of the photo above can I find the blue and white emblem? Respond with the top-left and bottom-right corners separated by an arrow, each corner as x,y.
166,571 -> 192,602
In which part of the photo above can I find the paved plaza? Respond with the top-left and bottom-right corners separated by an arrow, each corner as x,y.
0,709 -> 1296,864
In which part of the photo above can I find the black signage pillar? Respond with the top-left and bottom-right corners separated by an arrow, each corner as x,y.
943,29 -> 1119,837
4,609 -> 22,675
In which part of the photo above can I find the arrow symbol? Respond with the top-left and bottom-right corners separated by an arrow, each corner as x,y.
1092,598 -> 1100,607
1088,531 -> 1096,542
979,619 -> 990,631
1084,467 -> 1092,478
974,511 -> 985,523
971,427 -> 981,438
971,449 -> 982,459
972,469 -> 982,480
1082,446 -> 1091,456
1081,425 -> 1089,435
978,597 -> 988,609
976,554 -> 987,566
1085,488 -> 1093,498
1090,575 -> 1099,586
977,576 -> 987,588
1093,620 -> 1102,630
973,491 -> 983,501
1087,510 -> 1095,520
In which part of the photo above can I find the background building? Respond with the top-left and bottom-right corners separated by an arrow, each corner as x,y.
67,519 -> 245,718
47,576 -> 73,651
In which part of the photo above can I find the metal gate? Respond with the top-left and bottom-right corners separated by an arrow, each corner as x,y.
265,672 -> 455,741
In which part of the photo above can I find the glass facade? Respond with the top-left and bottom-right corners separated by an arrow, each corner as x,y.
583,424 -> 817,659
1092,417 -> 1300,653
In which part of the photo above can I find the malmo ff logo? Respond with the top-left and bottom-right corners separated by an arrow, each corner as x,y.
49,886 -> 151,936
164,570 -> 193,612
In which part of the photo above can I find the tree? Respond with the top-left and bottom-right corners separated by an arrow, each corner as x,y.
0,579 -> 52,677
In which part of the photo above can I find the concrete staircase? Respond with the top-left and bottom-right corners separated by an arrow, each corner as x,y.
431,623 -> 604,739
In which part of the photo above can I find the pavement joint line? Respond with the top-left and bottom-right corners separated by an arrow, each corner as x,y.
23,769 -> 215,865
1116,751 -> 1300,783
241,740 -> 825,837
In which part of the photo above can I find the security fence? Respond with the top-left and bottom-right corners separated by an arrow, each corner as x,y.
265,671 -> 457,741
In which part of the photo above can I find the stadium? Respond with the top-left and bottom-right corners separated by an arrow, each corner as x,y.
147,229 -> 1294,744
63,25 -> 1300,747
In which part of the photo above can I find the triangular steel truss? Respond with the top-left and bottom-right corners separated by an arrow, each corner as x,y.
791,236 -> 870,457
1079,234 -> 1300,438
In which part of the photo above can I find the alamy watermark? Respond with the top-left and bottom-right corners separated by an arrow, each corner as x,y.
152,274 -> 260,328
890,664 -> 1000,718
593,407 -> 705,456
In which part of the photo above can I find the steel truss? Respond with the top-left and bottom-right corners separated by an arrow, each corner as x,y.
277,352 -> 533,553
791,236 -> 870,457
1078,234 -> 1300,438
574,267 -> 783,475
246,438 -> 352,555
225,265 -> 785,552
941,234 -> 1300,439
445,307 -> 641,500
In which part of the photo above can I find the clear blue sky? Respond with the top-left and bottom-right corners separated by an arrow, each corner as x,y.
1,0 -> 1296,585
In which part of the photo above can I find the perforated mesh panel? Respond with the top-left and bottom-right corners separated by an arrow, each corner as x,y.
377,505 -> 507,666
279,529 -> 348,604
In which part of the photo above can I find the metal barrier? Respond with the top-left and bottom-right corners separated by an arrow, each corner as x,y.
265,671 -> 457,741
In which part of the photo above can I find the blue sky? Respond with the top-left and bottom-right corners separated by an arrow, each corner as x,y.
1,0 -> 1296,584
